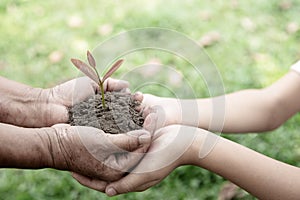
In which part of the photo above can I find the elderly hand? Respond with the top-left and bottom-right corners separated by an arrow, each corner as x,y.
43,124 -> 151,192
0,76 -> 129,127
44,77 -> 129,126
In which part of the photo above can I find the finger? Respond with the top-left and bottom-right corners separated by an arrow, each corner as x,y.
113,142 -> 150,172
73,77 -> 98,101
133,91 -> 143,102
52,123 -> 71,128
104,78 -> 129,92
143,106 -> 166,131
120,87 -> 131,94
53,76 -> 97,107
142,106 -> 152,118
71,172 -> 108,192
108,129 -> 151,152
131,92 -> 144,113
143,113 -> 158,133
105,173 -> 156,196
142,105 -> 163,119
88,78 -> 100,93
141,94 -> 155,106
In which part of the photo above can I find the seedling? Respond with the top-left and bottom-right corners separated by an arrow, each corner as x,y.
71,51 -> 124,109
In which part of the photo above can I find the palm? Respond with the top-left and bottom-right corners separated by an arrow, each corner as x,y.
46,77 -> 129,125
104,125 -> 197,195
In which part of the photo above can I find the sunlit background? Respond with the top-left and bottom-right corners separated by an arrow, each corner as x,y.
0,0 -> 300,199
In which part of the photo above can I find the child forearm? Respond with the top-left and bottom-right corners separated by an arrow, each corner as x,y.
143,70 -> 300,133
191,132 -> 300,199
178,71 -> 300,132
195,89 -> 281,132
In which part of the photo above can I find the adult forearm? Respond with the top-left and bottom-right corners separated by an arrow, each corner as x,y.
0,77 -> 67,127
0,123 -> 53,169
191,132 -> 300,199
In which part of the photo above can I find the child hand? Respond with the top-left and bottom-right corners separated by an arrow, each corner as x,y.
134,92 -> 182,130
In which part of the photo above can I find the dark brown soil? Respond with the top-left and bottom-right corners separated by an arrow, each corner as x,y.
68,92 -> 144,134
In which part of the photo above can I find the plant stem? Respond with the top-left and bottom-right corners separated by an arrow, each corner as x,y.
92,66 -> 106,109
93,67 -> 101,85
99,83 -> 106,109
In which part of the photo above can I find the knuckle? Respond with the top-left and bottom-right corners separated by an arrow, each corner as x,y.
127,137 -> 139,150
120,181 -> 135,193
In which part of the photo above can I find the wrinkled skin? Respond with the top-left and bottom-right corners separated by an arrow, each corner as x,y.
48,124 -> 151,183
71,124 -> 199,194
43,77 -> 130,126
0,76 -> 129,128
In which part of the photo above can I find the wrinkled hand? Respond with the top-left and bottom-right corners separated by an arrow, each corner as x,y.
46,124 -> 151,192
41,77 -> 129,126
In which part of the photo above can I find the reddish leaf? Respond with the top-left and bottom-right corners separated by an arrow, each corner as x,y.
87,50 -> 96,68
71,58 -> 100,85
102,59 -> 124,82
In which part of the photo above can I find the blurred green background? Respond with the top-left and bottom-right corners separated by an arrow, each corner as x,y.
0,0 -> 300,199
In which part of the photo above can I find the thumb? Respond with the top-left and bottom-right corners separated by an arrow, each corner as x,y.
108,129 -> 151,152
52,123 -> 71,128
105,173 -> 150,196
143,113 -> 157,133
104,78 -> 129,92
143,106 -> 166,132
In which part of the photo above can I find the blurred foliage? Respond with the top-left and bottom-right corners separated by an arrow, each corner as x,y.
0,0 -> 300,199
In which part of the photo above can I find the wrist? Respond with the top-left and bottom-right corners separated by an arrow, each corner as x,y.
0,124 -> 56,169
182,128 -> 209,165
159,125 -> 204,166
37,126 -> 69,170
24,87 -> 59,127
170,98 -> 182,125
178,99 -> 201,127
160,97 -> 182,125
0,77 -> 67,127
35,88 -> 69,126
0,85 -> 41,127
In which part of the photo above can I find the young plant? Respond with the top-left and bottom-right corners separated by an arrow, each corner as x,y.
71,50 -> 124,109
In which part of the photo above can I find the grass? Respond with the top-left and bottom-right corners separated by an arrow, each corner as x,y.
0,0 -> 300,199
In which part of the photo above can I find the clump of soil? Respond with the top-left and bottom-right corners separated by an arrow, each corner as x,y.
69,92 -> 144,134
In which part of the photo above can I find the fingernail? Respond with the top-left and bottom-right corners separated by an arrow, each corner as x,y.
106,187 -> 117,196
134,91 -> 142,96
133,91 -> 143,101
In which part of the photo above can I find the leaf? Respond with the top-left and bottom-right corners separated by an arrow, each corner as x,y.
71,58 -> 100,85
102,59 -> 124,82
87,50 -> 96,68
